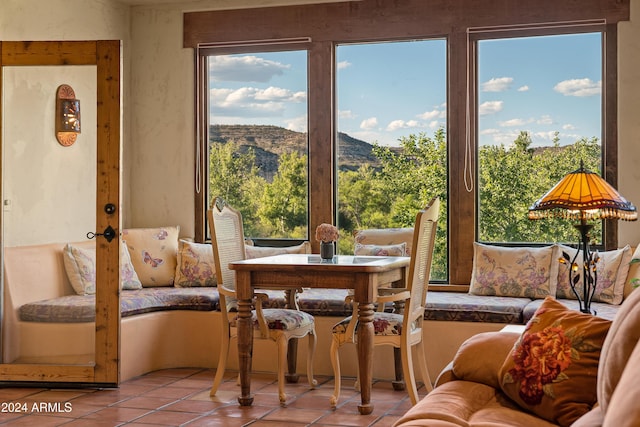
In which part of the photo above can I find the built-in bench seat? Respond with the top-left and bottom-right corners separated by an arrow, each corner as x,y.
17,288 -> 621,325
19,287 -> 222,323
5,232 -> 635,384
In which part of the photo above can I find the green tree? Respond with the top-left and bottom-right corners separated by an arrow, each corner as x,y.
208,142 -> 265,233
257,152 -> 308,238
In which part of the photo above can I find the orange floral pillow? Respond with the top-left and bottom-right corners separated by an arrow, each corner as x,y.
499,297 -> 611,426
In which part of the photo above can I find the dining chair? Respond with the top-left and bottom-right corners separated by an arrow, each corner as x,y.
329,197 -> 440,407
208,197 -> 317,405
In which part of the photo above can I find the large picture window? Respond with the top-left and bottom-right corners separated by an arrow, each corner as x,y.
207,50 -> 309,240
476,33 -> 603,245
186,2 -> 626,284
335,39 -> 448,280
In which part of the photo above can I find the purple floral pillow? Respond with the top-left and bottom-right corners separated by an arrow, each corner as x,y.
174,240 -> 216,287
469,243 -> 558,299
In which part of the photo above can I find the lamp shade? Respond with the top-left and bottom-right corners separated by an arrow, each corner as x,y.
528,163 -> 637,222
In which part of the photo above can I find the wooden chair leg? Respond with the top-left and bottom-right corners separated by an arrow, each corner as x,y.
277,336 -> 288,406
401,340 -> 419,406
329,335 -> 342,408
392,347 -> 406,391
416,339 -> 433,392
210,331 -> 230,396
307,330 -> 318,389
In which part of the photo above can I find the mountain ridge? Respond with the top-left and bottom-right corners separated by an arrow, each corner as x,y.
209,124 -> 384,180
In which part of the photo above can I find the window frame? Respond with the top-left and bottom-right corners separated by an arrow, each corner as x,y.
469,23 -> 617,250
186,1 -> 628,285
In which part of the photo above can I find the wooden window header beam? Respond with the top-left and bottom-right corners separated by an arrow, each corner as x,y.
184,0 -> 629,48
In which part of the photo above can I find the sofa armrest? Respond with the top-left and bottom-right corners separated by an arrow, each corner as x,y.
434,361 -> 457,387
451,330 -> 521,389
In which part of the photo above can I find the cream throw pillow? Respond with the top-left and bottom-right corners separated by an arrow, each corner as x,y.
244,241 -> 310,259
122,226 -> 179,287
354,242 -> 407,257
63,242 -> 142,295
469,243 -> 557,299
554,244 -> 632,305
174,240 -> 217,287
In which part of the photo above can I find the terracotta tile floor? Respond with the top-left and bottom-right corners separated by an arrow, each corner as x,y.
0,368 -> 427,426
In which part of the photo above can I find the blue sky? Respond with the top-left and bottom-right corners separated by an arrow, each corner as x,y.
209,32 -> 601,148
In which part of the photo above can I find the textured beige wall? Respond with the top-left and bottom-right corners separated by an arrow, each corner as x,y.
617,0 -> 640,247
0,0 -> 130,246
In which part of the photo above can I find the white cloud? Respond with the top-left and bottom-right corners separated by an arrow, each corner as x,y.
428,120 -> 440,129
554,78 -> 601,97
481,77 -> 513,92
499,118 -> 527,127
517,85 -> 529,92
534,131 -> 560,141
360,117 -> 379,130
210,86 -> 305,117
537,115 -> 553,125
338,110 -> 355,119
562,123 -> 576,130
284,115 -> 308,132
478,100 -> 504,116
386,119 -> 422,131
418,109 -> 443,120
337,61 -> 352,70
209,55 -> 289,82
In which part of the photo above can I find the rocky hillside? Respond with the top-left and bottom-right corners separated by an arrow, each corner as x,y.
209,124 -> 382,180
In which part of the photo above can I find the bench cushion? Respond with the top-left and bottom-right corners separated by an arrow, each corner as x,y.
425,292 -> 530,324
19,287 -> 220,323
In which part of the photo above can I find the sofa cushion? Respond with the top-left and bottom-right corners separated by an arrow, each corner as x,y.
601,340 -> 640,427
123,226 -> 180,287
469,243 -> 557,299
499,296 -> 611,427
424,291 -> 530,324
174,240 -> 217,287
554,244 -> 632,305
393,380 -> 558,427
354,242 -> 407,257
597,285 -> 640,415
63,242 -> 142,295
452,331 -> 521,389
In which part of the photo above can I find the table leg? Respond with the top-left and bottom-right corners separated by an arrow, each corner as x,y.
357,301 -> 375,415
237,296 -> 254,406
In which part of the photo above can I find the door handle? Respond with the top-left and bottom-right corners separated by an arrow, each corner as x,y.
87,225 -> 117,243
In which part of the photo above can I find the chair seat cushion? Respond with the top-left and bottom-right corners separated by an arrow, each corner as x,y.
231,308 -> 315,331
332,311 -> 412,336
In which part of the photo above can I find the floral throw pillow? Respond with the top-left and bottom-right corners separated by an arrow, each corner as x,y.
553,244 -> 632,305
624,244 -> 640,298
499,296 -> 611,426
174,240 -> 217,287
469,243 -> 557,299
354,243 -> 407,257
122,226 -> 179,287
63,242 -> 142,295
244,241 -> 310,259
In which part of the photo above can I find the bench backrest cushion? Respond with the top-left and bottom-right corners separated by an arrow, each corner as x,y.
353,228 -> 414,255
122,226 -> 179,287
174,240 -> 217,287
553,244 -> 632,305
469,243 -> 558,299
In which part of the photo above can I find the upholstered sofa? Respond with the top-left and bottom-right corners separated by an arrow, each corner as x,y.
394,287 -> 640,427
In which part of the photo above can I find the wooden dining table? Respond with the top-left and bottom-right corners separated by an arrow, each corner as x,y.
229,253 -> 410,415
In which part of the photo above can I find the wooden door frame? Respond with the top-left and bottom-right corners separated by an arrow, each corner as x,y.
0,40 -> 121,385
